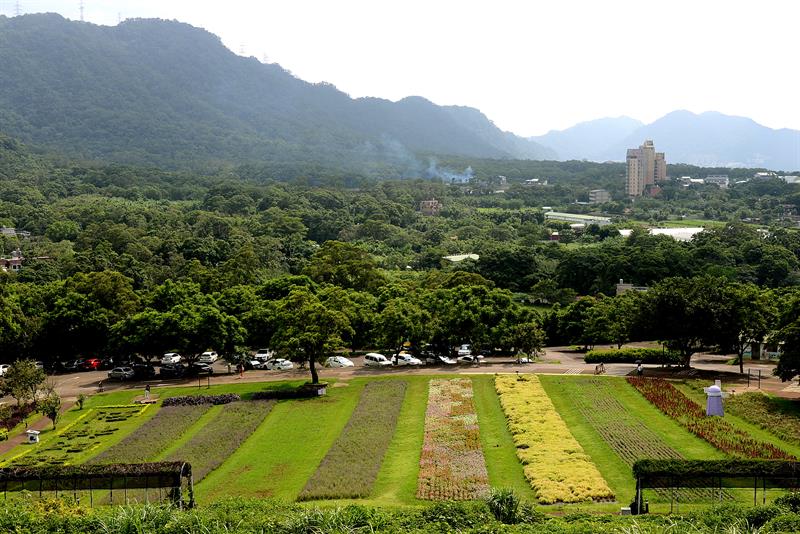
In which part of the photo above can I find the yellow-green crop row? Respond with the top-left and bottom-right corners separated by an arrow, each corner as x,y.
495,374 -> 614,504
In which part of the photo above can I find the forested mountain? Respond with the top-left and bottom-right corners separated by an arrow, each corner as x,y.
0,14 -> 553,169
530,116 -> 643,161
536,111 -> 800,171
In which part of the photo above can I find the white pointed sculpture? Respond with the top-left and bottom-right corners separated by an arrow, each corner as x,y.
703,380 -> 728,416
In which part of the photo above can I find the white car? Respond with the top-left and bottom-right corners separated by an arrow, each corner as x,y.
254,348 -> 274,362
198,351 -> 219,364
265,358 -> 293,370
457,344 -> 472,357
108,366 -> 135,380
457,355 -> 482,364
325,356 -> 354,368
245,359 -> 264,370
0,364 -> 10,376
161,352 -> 182,365
364,353 -> 392,367
393,353 -> 422,366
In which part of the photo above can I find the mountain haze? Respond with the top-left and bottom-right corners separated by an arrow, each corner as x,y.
530,116 -> 643,161
536,111 -> 800,171
0,14 -> 553,169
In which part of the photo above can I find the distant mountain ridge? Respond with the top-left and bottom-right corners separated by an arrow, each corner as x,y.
534,111 -> 800,171
0,14 -> 554,169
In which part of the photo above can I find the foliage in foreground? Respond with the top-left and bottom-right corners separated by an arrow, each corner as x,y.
1,497 -> 800,533
495,374 -> 614,504
300,381 -> 406,500
417,378 -> 489,501
628,378 -> 794,460
584,348 -> 680,364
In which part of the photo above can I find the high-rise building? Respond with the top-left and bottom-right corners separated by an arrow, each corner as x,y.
626,140 -> 666,196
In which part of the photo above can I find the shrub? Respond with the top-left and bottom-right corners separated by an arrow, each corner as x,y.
764,512 -> 800,533
419,500 -> 494,530
775,492 -> 800,513
161,394 -> 240,406
584,348 -> 680,364
486,488 -> 520,524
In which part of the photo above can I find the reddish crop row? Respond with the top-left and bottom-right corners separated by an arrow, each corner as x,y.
627,377 -> 794,460
416,378 -> 489,501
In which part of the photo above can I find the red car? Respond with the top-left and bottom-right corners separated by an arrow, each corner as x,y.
81,358 -> 102,371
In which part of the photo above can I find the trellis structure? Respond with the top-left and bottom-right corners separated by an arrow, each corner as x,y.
633,459 -> 800,514
0,462 -> 194,508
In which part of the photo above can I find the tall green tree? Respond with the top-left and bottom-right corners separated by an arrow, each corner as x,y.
270,288 -> 351,384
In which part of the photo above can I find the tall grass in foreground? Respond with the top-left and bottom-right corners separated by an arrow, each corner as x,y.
299,381 -> 407,500
91,404 -> 210,464
416,378 -> 490,500
167,400 -> 275,481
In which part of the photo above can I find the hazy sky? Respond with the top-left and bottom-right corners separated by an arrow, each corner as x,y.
3,0 -> 799,136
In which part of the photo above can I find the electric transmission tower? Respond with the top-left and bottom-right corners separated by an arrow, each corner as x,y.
79,0 -> 84,21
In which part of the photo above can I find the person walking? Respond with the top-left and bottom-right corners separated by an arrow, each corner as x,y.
144,384 -> 151,400
636,363 -> 643,376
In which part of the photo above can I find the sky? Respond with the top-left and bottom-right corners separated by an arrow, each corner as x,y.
2,0 -> 799,136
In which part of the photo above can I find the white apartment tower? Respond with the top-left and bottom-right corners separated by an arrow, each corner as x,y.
626,140 -> 666,196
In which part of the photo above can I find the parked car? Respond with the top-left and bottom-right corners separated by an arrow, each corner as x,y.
324,356 -> 354,368
81,358 -> 102,371
108,367 -> 135,380
159,363 -> 186,378
424,354 -> 456,365
0,364 -> 10,376
393,353 -> 422,366
187,362 -> 214,376
132,363 -> 156,379
55,359 -> 82,373
161,352 -> 182,365
99,357 -> 116,370
457,355 -> 482,364
265,358 -> 293,370
515,356 -> 533,364
364,353 -> 392,367
244,359 -> 264,370
198,351 -> 218,364
34,361 -> 45,370
254,348 -> 274,362
457,344 -> 472,357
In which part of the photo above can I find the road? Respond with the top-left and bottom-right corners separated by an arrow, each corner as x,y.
3,348 -> 798,404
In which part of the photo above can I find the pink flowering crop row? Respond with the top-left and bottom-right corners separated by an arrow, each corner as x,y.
627,377 -> 794,460
416,378 -> 489,501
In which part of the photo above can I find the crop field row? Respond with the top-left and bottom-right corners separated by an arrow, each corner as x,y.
627,377 -> 794,460
166,400 -> 276,482
417,378 -> 489,500
91,404 -> 210,464
495,374 -> 614,504
553,376 -> 729,501
5,405 -> 148,468
300,381 -> 407,500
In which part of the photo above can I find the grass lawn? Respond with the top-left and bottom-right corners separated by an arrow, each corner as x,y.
195,379 -> 364,503
539,375 -> 724,511
471,375 -> 535,501
154,405 -> 223,460
656,219 -> 725,228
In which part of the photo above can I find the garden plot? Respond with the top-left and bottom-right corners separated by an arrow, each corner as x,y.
300,381 -> 406,500
552,376 -> 730,501
92,404 -> 210,464
628,378 -> 794,460
166,400 -> 275,482
4,405 -> 148,468
416,378 -> 489,500
495,374 -> 613,504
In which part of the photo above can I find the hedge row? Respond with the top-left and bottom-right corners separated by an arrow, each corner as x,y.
162,394 -> 240,406
633,459 -> 800,478
584,348 -> 681,364
0,462 -> 190,481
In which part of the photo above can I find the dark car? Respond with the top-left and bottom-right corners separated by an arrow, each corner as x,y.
132,363 -> 156,379
55,359 -> 82,373
159,363 -> 186,378
186,363 -> 213,376
81,358 -> 102,371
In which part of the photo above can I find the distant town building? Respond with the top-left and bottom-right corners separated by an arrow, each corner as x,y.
419,199 -> 442,216
0,249 -> 24,273
442,253 -> 479,262
0,227 -> 31,239
544,211 -> 611,226
753,171 -> 777,180
780,175 -> 800,184
588,189 -> 611,204
626,140 -> 666,197
616,279 -> 649,295
704,175 -> 729,188
524,178 -> 548,186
